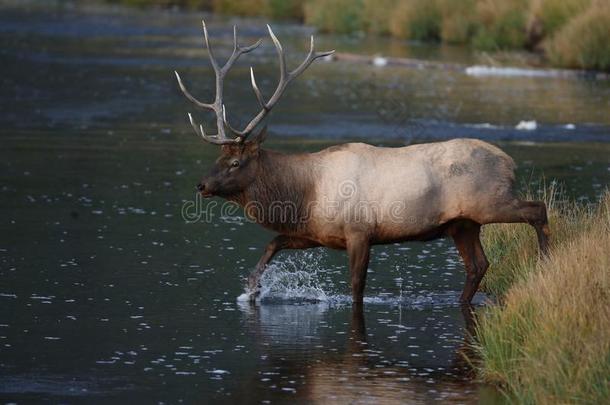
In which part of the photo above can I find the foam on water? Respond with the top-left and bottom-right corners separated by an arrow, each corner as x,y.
465,65 -> 564,78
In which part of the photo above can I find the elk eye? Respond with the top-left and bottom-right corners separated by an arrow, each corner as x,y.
230,160 -> 240,168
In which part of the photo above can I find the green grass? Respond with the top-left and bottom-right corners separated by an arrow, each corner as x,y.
527,0 -> 592,39
473,189 -> 610,403
472,0 -> 529,50
362,0 -> 397,36
437,0 -> 477,44
304,0 -> 364,34
389,0 -> 441,41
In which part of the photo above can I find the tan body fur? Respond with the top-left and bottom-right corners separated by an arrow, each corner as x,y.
299,139 -> 517,248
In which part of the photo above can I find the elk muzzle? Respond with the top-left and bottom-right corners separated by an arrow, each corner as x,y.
196,181 -> 215,197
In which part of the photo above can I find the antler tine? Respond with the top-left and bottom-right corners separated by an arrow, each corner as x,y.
222,25 -> 263,74
222,104 -> 244,141
232,25 -> 238,53
290,35 -> 335,78
175,71 -> 214,109
267,24 -> 287,82
187,112 -> 234,145
202,20 -> 220,73
250,67 -> 266,109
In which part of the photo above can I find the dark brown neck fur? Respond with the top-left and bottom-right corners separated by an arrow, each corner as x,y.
231,149 -> 317,234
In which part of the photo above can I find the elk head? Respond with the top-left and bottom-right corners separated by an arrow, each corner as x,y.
175,21 -> 334,198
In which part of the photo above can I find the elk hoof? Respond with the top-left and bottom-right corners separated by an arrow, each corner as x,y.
248,288 -> 260,302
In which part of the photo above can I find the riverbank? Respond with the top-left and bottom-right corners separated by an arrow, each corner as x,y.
474,189 -> 610,402
104,0 -> 610,71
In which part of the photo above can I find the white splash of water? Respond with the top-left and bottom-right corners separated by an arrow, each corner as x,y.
236,251 -> 485,308
257,251 -> 329,302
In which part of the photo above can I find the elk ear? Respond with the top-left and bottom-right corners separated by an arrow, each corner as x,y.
251,125 -> 268,145
245,125 -> 267,153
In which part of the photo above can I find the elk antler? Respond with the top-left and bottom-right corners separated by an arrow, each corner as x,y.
175,21 -> 334,145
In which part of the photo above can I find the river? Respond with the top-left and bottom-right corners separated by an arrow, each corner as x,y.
1,1 -> 609,403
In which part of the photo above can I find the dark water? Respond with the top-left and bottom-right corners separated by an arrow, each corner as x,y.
1,1 -> 609,403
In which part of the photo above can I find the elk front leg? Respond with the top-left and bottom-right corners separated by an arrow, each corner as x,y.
346,234 -> 371,304
247,235 -> 320,293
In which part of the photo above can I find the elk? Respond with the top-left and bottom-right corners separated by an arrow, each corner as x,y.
175,22 -> 550,304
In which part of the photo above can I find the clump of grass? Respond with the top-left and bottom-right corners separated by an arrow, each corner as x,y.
526,0 -> 591,44
135,0 -> 303,19
437,0 -> 477,44
474,190 -> 610,403
389,0 -> 441,41
212,0 -> 268,17
473,0 -> 529,50
304,0 -> 364,34
264,0 -> 304,20
362,0 -> 397,36
544,1 -> 610,71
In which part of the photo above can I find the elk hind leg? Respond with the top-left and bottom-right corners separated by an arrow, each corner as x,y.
346,233 -> 371,304
451,221 -> 489,304
492,200 -> 550,256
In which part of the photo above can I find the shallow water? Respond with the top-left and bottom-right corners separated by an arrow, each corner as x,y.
1,1 -> 609,403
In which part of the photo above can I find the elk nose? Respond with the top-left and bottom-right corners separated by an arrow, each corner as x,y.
196,183 -> 205,192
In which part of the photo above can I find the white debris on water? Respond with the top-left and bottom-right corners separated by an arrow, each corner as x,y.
373,56 -> 388,67
563,123 -> 576,130
515,120 -> 538,131
206,369 -> 230,375
465,65 -> 560,78
466,122 -> 502,129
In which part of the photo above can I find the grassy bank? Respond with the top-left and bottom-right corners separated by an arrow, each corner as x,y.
474,189 -> 610,402
108,0 -> 610,71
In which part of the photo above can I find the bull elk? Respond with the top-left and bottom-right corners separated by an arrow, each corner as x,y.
175,22 -> 550,304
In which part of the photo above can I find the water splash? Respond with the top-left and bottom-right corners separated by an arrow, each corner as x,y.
237,251 -> 486,308
255,251 -> 329,302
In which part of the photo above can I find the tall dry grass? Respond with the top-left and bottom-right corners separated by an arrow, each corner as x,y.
474,190 -> 610,403
211,0 -> 304,19
362,0 -> 397,35
303,0 -> 364,34
389,0 -> 441,41
437,0 -> 477,44
544,0 -> 610,71
527,0 -> 591,41
473,0 -> 529,50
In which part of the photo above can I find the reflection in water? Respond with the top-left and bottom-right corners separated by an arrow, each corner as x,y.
239,302 -> 498,404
